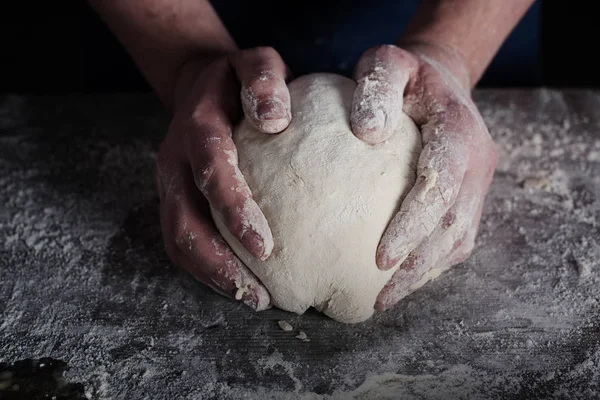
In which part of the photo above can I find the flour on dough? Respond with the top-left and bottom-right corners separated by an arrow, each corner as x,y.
213,73 -> 422,323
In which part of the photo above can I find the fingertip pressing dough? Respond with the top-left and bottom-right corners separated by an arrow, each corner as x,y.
213,73 -> 422,323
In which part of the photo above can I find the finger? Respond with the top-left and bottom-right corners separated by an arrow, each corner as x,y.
159,161 -> 271,311
448,157 -> 495,266
376,131 -> 469,270
178,60 -> 274,260
447,196 -> 484,266
375,173 -> 481,311
376,92 -> 486,271
230,47 -> 291,134
351,45 -> 418,145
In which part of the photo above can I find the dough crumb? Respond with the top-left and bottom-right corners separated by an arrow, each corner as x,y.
521,175 -> 552,191
277,320 -> 293,332
295,331 -> 309,342
234,288 -> 244,300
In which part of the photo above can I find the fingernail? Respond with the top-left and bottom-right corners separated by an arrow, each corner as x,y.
356,108 -> 384,129
256,101 -> 290,134
241,230 -> 267,260
352,110 -> 388,145
360,111 -> 385,133
240,284 -> 271,311
257,101 -> 287,121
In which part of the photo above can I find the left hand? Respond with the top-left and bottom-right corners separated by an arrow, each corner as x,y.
350,43 -> 498,310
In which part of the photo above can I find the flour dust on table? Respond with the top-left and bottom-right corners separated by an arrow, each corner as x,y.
213,73 -> 422,323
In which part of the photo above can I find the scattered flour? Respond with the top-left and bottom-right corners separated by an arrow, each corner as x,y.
1,88 -> 599,398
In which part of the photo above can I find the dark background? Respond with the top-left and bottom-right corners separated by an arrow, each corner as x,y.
0,1 -> 596,93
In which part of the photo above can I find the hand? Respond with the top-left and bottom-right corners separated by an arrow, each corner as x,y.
154,47 -> 292,311
350,44 -> 498,310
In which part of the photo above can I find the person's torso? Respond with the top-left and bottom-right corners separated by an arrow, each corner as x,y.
210,0 -> 541,86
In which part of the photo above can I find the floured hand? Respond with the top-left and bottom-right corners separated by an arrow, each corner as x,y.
155,47 -> 292,311
350,43 -> 498,310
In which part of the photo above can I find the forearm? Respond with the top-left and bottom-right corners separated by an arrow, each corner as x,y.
88,0 -> 237,109
399,0 -> 536,89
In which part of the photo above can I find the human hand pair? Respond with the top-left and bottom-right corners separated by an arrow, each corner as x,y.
154,43 -> 497,311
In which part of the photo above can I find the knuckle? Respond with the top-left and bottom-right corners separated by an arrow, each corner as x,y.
443,98 -> 474,124
189,119 -> 221,140
194,131 -> 231,166
247,73 -> 279,93
238,47 -> 283,80
369,44 -> 401,60
191,141 -> 234,195
430,95 -> 477,132
219,204 -> 242,231
401,253 -> 421,272
197,137 -> 220,164
359,45 -> 400,76
441,211 -> 456,230
253,46 -> 280,60
361,45 -> 415,71
453,233 -> 475,263
436,176 -> 461,205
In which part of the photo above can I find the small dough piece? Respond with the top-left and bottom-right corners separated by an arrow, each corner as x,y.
213,73 -> 421,323
278,320 -> 294,331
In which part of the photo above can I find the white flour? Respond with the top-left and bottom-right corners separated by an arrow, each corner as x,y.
0,89 -> 599,398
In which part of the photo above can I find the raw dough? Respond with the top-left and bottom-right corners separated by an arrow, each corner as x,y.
214,73 -> 421,323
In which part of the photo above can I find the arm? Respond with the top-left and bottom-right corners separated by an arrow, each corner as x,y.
89,0 -> 294,311
88,0 -> 236,110
399,0 -> 537,88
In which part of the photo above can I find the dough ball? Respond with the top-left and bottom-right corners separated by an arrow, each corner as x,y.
213,73 -> 422,323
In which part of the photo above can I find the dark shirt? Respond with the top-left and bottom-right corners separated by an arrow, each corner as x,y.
0,0 -> 542,93
210,0 -> 541,86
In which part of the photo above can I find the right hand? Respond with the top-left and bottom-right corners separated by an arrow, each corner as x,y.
154,47 -> 292,311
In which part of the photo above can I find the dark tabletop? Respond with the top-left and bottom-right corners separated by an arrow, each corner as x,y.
1,89 -> 599,399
